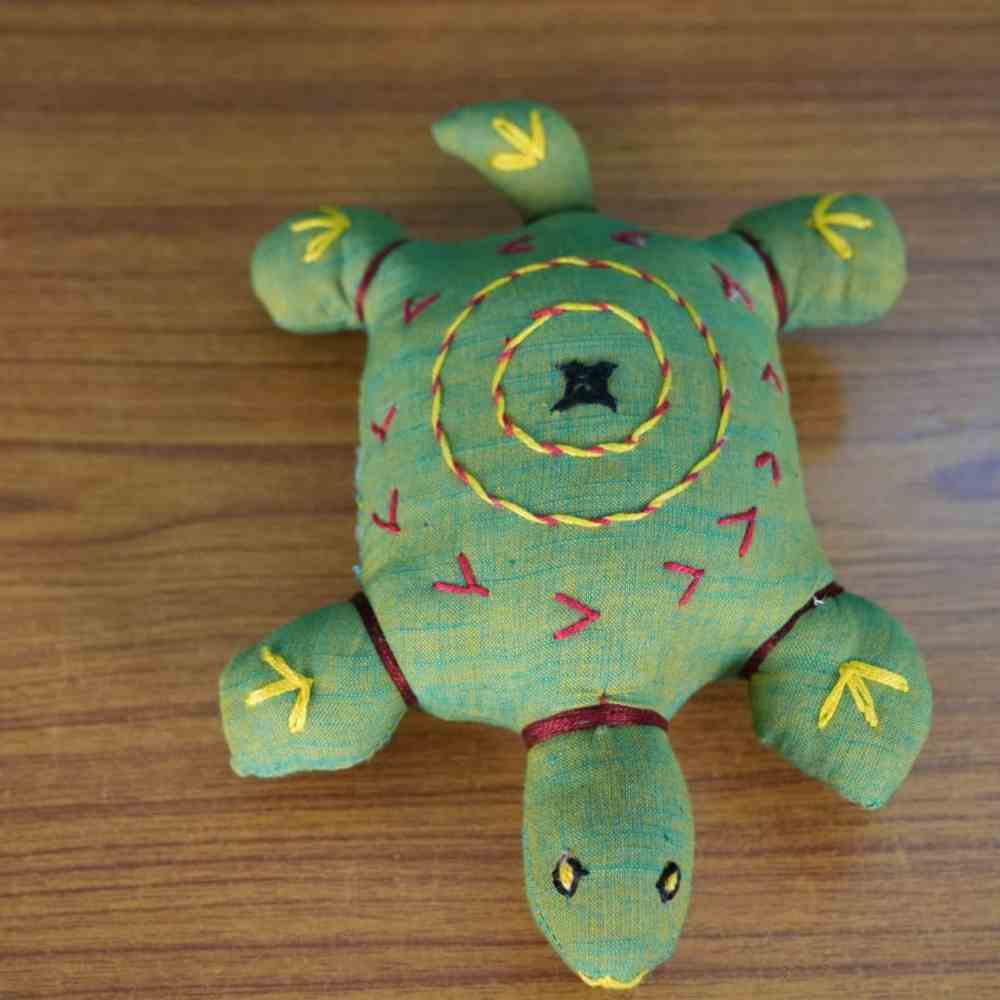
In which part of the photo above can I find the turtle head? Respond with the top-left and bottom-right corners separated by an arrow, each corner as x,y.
522,724 -> 694,989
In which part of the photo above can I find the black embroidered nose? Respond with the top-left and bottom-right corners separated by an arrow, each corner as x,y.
552,360 -> 618,413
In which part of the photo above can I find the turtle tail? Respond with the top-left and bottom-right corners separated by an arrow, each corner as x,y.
432,100 -> 594,223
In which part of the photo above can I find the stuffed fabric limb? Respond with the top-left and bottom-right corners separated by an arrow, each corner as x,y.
220,598 -> 410,777
707,193 -> 906,334
251,206 -> 407,335
746,590 -> 932,809
433,100 -> 594,222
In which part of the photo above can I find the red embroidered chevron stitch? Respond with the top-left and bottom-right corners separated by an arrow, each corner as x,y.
718,506 -> 758,558
500,235 -> 534,254
662,562 -> 705,606
371,488 -> 400,534
433,553 -> 490,597
711,263 -> 754,310
553,593 -> 601,640
761,362 -> 784,394
403,292 -> 440,325
755,450 -> 782,483
612,230 -> 649,248
371,404 -> 397,442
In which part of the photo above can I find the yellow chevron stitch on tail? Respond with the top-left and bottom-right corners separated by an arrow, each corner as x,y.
490,109 -> 547,171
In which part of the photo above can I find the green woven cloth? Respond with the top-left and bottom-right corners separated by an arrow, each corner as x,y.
220,101 -> 930,989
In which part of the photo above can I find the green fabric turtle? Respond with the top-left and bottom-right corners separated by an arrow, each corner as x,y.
220,100 -> 931,989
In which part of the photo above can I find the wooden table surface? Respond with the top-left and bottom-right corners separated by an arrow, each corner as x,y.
2,3 -> 998,998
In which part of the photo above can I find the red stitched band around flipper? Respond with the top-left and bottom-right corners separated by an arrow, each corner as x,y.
740,582 -> 844,679
521,703 -> 669,749
350,591 -> 418,706
354,239 -> 409,324
735,230 -> 789,331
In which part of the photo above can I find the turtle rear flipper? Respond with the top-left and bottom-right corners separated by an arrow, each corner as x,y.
747,590 -> 932,809
432,100 -> 594,222
220,597 -> 411,778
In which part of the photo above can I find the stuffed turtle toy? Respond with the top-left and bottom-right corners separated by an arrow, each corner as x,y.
220,101 -> 932,989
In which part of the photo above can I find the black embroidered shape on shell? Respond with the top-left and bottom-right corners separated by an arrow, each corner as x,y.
552,360 -> 618,413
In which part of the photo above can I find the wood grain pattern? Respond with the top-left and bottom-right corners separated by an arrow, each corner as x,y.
1,3 -> 998,997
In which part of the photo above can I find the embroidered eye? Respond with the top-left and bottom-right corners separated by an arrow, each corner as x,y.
656,862 -> 681,903
552,852 -> 589,898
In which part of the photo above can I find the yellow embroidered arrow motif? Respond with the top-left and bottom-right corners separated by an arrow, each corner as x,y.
290,206 -> 351,263
490,109 -> 547,172
817,660 -> 909,731
808,193 -> 874,261
245,646 -> 314,734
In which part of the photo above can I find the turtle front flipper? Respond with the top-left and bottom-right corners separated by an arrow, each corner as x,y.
522,724 -> 694,989
432,100 -> 594,222
708,193 -> 906,334
251,206 -> 407,335
220,596 -> 412,778
746,589 -> 932,809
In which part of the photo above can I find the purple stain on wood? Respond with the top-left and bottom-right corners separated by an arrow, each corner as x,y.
932,455 -> 1000,500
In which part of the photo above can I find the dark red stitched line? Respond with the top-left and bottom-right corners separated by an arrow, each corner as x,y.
354,239 -> 409,324
522,703 -> 669,749
735,230 -> 789,331
350,591 -> 418,706
740,582 -> 844,679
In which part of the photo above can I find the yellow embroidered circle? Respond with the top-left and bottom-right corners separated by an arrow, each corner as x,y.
430,256 -> 732,528
491,301 -> 672,459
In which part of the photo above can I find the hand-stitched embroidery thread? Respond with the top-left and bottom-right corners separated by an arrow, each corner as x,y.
245,647 -> 314,734
371,488 -> 400,534
761,362 -> 784,394
552,853 -> 589,898
289,206 -> 351,263
718,506 -> 758,558
817,660 -> 909,731
655,862 -> 682,903
552,359 -> 619,413
433,257 -> 731,526
521,703 -> 669,749
552,592 -> 601,640
662,562 -> 705,606
490,109 -> 547,172
491,300 -> 671,459
612,230 -> 649,248
735,230 -> 788,329
433,553 -> 490,597
499,235 -> 535,254
755,450 -> 781,483
355,239 -> 409,323
711,263 -> 754,310
403,292 -> 441,325
808,193 -> 874,262
371,404 -> 397,443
